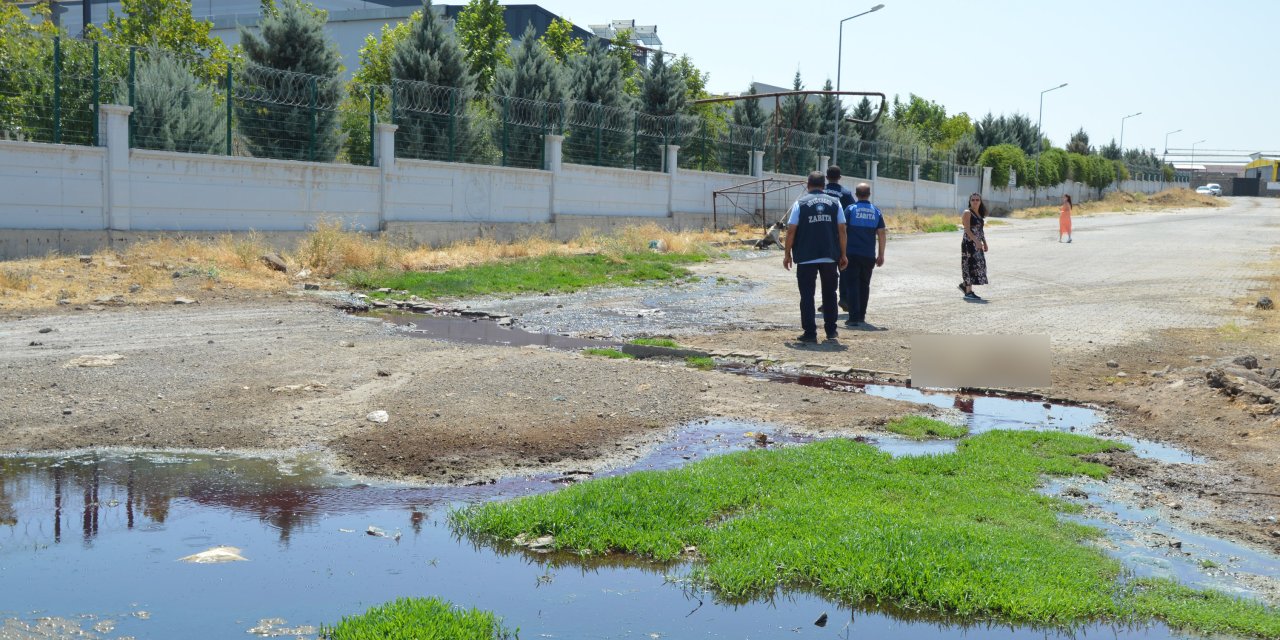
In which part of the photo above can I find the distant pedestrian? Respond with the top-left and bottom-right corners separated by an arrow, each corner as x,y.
840,182 -> 886,328
1059,194 -> 1073,243
824,165 -> 856,209
784,171 -> 848,343
959,193 -> 988,301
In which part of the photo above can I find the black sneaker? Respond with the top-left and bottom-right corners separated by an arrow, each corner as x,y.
825,331 -> 839,341
838,300 -> 850,312
844,318 -> 860,327
796,333 -> 818,343
957,283 -> 966,294
965,292 -> 984,301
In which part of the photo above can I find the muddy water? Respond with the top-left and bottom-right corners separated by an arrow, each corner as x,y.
1,428 -> 1185,640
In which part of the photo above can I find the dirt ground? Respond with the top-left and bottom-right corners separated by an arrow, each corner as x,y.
0,197 -> 1277,564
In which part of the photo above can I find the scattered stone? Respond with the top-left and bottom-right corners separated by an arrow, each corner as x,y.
1233,355 -> 1260,370
339,341 -> 355,348
1116,372 -> 1128,378
376,370 -> 391,377
1270,530 -> 1280,538
1169,540 -> 1183,549
303,283 -> 320,291
814,613 -> 828,628
173,297 -> 197,305
366,526 -> 387,537
260,253 -> 289,273
825,366 -> 853,375
78,255 -> 93,264
513,533 -> 555,550
29,341 -> 42,346
1063,486 -> 1089,499
62,408 -> 72,415
179,546 -> 247,563
128,283 -> 142,293
1258,296 -> 1274,310
1042,402 -> 1052,409
1105,360 -> 1119,368
270,382 -> 327,393
366,410 -> 389,423
65,354 -> 124,368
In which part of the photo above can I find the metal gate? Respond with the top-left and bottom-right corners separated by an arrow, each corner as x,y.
1233,177 -> 1260,197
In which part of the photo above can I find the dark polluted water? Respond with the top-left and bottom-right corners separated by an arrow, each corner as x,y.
0,422 -> 1189,640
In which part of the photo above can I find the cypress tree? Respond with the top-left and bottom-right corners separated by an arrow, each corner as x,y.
636,51 -> 685,171
390,0 -> 476,162
129,54 -> 227,154
236,0 -> 344,162
492,24 -> 565,169
563,39 -> 629,166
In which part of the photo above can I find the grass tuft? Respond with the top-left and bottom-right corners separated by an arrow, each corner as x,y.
583,348 -> 633,360
885,415 -> 969,440
685,356 -> 715,370
451,431 -> 1280,636
630,338 -> 680,348
321,597 -> 516,640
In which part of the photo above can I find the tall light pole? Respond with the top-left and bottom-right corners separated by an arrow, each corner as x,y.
1161,129 -> 1181,189
1118,111 -> 1141,157
1191,139 -> 1206,185
1032,82 -> 1068,205
831,4 -> 885,165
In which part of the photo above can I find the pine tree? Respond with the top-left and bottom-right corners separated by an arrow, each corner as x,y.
129,54 -> 226,154
1066,127 -> 1091,155
236,0 -> 344,162
851,97 -> 879,142
455,0 -> 509,93
390,0 -> 476,162
777,71 -> 816,175
564,39 -> 630,166
952,131 -> 982,166
733,84 -> 765,129
779,71 -> 812,132
815,79 -> 843,137
492,24 -> 565,169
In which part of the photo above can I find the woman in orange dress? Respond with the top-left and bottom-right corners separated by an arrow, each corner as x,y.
1059,194 -> 1073,243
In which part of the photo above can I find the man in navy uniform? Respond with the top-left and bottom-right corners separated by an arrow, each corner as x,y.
841,182 -> 886,328
784,172 -> 848,343
824,165 -> 855,209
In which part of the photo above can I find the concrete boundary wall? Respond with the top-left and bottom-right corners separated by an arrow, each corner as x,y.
0,104 -> 1165,258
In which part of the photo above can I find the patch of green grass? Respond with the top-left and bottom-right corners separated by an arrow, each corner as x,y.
342,252 -> 709,300
1124,578 -> 1280,638
922,221 -> 960,233
583,347 -> 633,359
685,356 -> 715,370
321,597 -> 516,640
885,415 -> 968,440
630,338 -> 681,348
1198,559 -> 1219,569
452,432 -> 1280,636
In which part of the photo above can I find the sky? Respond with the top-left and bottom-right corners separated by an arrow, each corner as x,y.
542,0 -> 1275,164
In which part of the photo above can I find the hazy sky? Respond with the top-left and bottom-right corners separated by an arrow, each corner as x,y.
546,0 -> 1274,163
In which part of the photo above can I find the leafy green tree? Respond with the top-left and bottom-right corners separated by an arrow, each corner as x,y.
128,54 -> 226,154
236,0 -> 344,162
455,0 -> 508,93
936,113 -> 973,151
607,28 -> 640,95
1084,154 -> 1117,194
1027,147 -> 1068,188
1066,152 -> 1090,183
977,143 -> 1028,189
890,93 -> 947,147
101,0 -> 232,84
493,24 -> 564,169
390,0 -> 477,162
337,6 -> 421,164
671,54 -> 728,171
539,17 -> 584,64
564,39 -> 630,166
1066,128 -> 1091,155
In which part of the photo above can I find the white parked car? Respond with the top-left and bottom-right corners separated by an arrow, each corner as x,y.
1206,183 -> 1223,196
1195,185 -> 1220,197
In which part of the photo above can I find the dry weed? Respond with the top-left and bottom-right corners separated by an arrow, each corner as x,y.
1011,188 -> 1223,219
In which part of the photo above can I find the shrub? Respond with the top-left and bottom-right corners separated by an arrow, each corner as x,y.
977,144 -> 1027,190
322,597 -> 516,640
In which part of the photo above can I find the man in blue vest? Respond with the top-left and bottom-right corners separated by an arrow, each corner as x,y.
841,182 -> 886,328
784,172 -> 848,343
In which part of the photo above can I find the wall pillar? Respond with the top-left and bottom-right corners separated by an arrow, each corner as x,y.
819,155 -> 830,173
375,123 -> 397,230
751,150 -> 765,178
665,144 -> 680,216
545,134 -> 564,221
981,166 -> 993,201
869,160 -> 879,181
911,164 -> 921,209
99,104 -> 132,231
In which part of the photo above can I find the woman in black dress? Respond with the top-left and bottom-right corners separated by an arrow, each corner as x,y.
959,193 -> 988,301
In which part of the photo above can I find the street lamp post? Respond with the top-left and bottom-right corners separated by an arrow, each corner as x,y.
1161,129 -> 1181,189
1191,139 -> 1206,185
1118,111 -> 1141,158
831,4 -> 885,165
1032,82 -> 1068,205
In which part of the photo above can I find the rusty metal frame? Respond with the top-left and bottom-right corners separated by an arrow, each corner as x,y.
712,178 -> 805,231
